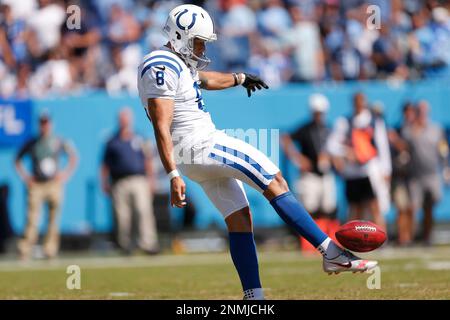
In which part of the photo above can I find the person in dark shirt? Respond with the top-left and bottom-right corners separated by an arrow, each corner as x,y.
60,5 -> 101,87
15,111 -> 78,260
371,24 -> 409,79
282,93 -> 338,254
101,107 -> 159,255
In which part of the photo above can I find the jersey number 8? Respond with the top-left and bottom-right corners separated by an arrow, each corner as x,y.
156,71 -> 164,86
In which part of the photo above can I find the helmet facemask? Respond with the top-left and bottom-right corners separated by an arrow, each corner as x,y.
180,36 -> 215,70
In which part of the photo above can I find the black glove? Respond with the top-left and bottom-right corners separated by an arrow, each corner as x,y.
241,73 -> 269,97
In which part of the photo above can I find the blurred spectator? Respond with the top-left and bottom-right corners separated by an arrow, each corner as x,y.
329,33 -> 364,81
410,7 -> 450,78
257,0 -> 292,38
2,0 -> 450,98
138,0 -> 179,53
282,93 -> 338,254
1,0 -> 37,20
105,4 -> 142,95
370,101 -> 392,217
0,4 -> 23,68
428,7 -> 450,77
101,107 -> 159,255
281,6 -> 325,82
287,0 -> 320,21
92,0 -> 135,23
248,40 -> 292,87
372,24 -> 409,79
26,0 -> 66,59
0,61 -> 16,98
12,63 -> 32,99
107,3 -> 141,48
28,48 -> 74,97
344,3 -> 380,79
402,100 -> 450,245
106,44 -> 141,95
218,0 -> 257,70
15,111 -> 78,260
61,6 -> 102,88
327,92 -> 391,231
389,102 -> 416,246
0,3 -> 32,98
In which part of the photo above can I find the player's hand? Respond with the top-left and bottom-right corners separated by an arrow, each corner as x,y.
242,73 -> 269,97
171,176 -> 187,208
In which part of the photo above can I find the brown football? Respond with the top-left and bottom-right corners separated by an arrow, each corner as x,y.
335,220 -> 387,252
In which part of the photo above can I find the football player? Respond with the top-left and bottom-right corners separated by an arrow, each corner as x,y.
137,4 -> 378,300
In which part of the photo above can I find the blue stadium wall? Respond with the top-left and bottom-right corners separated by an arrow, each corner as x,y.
1,80 -> 450,235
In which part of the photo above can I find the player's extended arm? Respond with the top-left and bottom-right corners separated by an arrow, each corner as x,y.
147,97 -> 186,208
199,71 -> 269,97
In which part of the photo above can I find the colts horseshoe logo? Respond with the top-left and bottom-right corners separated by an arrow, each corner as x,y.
175,9 -> 197,30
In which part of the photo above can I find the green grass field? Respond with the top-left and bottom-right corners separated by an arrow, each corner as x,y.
0,246 -> 449,299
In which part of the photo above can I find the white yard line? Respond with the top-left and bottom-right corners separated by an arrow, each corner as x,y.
0,247 -> 448,272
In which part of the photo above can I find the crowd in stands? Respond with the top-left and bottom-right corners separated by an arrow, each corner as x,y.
1,0 -> 450,98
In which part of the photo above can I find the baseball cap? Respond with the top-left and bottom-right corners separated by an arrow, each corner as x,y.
39,109 -> 51,122
309,93 -> 330,113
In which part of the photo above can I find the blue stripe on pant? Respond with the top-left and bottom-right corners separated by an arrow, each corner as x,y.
213,144 -> 275,180
208,152 -> 269,191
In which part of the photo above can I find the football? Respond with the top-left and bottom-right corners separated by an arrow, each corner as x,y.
335,220 -> 387,252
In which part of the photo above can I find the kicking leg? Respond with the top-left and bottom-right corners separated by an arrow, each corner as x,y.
206,133 -> 377,275
264,173 -> 377,274
263,173 -> 330,250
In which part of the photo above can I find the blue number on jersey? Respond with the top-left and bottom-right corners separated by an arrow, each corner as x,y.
193,81 -> 205,111
156,71 -> 165,85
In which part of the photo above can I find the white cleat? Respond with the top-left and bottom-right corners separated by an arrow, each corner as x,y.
323,250 -> 378,275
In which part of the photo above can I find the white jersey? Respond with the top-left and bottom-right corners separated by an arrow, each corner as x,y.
137,48 -> 216,148
137,48 -> 279,218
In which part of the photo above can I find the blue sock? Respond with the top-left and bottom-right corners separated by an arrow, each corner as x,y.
270,191 -> 328,248
229,232 -> 261,291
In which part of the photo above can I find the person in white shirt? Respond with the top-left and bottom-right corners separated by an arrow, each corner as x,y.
327,92 -> 391,232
